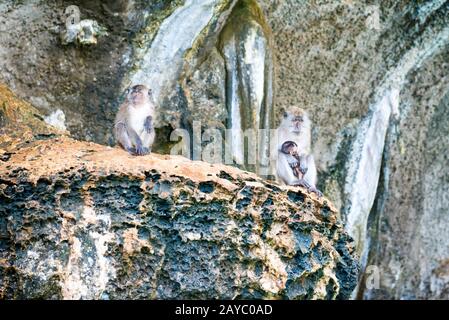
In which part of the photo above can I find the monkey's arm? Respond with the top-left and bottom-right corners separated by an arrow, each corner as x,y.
285,154 -> 301,178
127,126 -> 146,156
141,128 -> 155,154
141,116 -> 155,154
298,154 -> 308,175
144,116 -> 153,133
303,154 -> 316,186
114,122 -> 135,154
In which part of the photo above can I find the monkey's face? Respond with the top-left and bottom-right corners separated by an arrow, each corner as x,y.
281,141 -> 298,155
128,85 -> 151,106
281,107 -> 308,134
289,145 -> 298,155
290,114 -> 304,133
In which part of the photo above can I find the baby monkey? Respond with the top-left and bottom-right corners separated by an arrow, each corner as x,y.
278,140 -> 322,196
114,84 -> 155,156
280,141 -> 308,180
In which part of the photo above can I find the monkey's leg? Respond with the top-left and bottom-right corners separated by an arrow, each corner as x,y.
303,154 -> 317,186
303,155 -> 322,197
141,116 -> 155,155
294,179 -> 322,197
286,155 -> 301,176
298,154 -> 309,175
141,131 -> 155,155
127,127 -> 145,156
293,167 -> 304,180
115,123 -> 135,155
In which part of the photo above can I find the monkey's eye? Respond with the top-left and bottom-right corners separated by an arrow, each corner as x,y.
148,89 -> 152,96
283,112 -> 288,118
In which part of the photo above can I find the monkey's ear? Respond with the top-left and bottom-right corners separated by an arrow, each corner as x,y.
279,107 -> 287,118
148,88 -> 152,97
282,109 -> 288,118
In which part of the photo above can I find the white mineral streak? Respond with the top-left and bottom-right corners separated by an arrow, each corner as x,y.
91,231 -> 116,297
61,236 -> 87,299
243,25 -> 266,128
222,23 -> 268,167
223,34 -> 244,165
249,235 -> 287,294
344,88 -> 397,256
129,0 -> 219,103
417,0 -> 447,24
183,231 -> 202,241
61,206 -> 115,299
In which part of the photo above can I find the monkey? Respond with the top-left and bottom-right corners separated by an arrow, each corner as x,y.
276,106 -> 322,197
280,141 -> 308,180
114,84 -> 155,156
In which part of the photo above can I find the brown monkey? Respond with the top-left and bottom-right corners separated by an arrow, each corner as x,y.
276,107 -> 322,196
114,84 -> 155,156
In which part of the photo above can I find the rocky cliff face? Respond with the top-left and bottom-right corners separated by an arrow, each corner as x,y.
0,86 -> 358,299
259,1 -> 449,299
0,0 -> 448,299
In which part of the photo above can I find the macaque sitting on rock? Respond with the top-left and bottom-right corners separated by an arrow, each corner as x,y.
276,107 -> 322,197
114,84 -> 155,156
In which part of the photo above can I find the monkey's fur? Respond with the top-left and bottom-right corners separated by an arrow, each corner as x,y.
114,84 -> 155,156
276,107 -> 322,196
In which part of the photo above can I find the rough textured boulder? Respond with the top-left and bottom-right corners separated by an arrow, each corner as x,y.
0,84 -> 64,154
0,85 -> 358,299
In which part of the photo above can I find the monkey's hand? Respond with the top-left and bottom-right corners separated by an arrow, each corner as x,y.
299,162 -> 308,175
144,116 -> 153,133
287,158 -> 300,170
